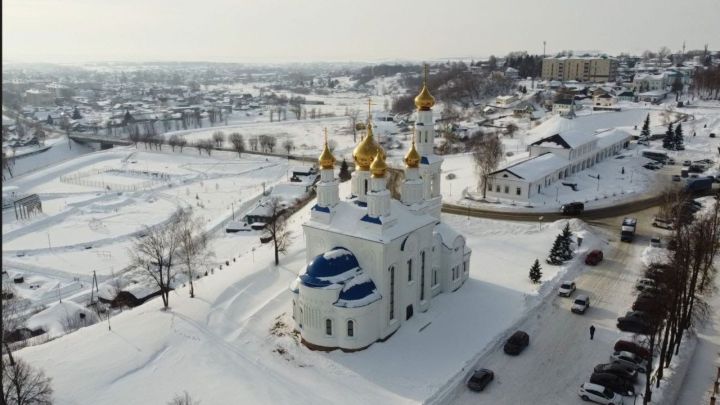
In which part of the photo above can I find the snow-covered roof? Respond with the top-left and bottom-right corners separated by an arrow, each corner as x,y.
530,130 -> 595,149
304,198 -> 437,244
434,223 -> 464,249
495,153 -> 569,182
596,129 -> 631,149
26,301 -> 99,338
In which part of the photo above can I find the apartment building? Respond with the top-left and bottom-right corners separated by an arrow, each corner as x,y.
541,57 -> 618,82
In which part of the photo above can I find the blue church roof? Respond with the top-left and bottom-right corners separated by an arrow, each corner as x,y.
334,274 -> 381,308
299,247 -> 360,288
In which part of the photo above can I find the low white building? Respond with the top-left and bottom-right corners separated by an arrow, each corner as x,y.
593,93 -> 615,107
496,94 -> 518,106
552,99 -> 576,116
486,128 -> 631,201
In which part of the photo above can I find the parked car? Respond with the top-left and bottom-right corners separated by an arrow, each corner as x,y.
589,372 -> 635,396
578,383 -> 623,405
558,281 -> 577,297
503,331 -> 530,355
652,217 -> 674,230
466,368 -> 494,392
611,351 -> 647,373
585,250 -> 604,266
643,163 -> 660,170
561,202 -> 585,215
650,237 -> 662,248
614,340 -> 651,361
672,175 -> 682,182
572,295 -> 590,314
631,296 -> 655,312
682,160 -> 692,166
594,362 -> 638,383
619,311 -> 649,323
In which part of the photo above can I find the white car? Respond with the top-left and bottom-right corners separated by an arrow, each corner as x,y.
610,351 -> 647,372
571,295 -> 590,314
558,281 -> 576,297
578,382 -> 623,405
650,237 -> 662,248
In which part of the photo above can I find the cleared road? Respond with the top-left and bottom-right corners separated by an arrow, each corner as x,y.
449,207 -> 662,405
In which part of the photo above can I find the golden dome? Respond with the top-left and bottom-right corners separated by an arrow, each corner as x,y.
414,64 -> 435,111
318,129 -> 336,169
353,121 -> 381,171
370,150 -> 387,178
404,133 -> 421,168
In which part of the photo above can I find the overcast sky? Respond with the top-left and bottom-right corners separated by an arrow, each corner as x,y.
3,0 -> 719,64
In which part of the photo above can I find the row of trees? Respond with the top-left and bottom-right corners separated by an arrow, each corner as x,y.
691,65 -> 720,100
637,191 -> 719,403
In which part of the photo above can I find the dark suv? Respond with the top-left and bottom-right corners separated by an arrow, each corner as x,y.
614,340 -> 651,360
467,368 -> 494,392
561,202 -> 584,215
503,331 -> 530,355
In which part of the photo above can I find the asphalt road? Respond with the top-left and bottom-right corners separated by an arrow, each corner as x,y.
449,207 -> 663,405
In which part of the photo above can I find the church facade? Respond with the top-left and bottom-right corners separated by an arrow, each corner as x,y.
290,72 -> 471,351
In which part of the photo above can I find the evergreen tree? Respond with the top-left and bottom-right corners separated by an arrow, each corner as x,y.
674,123 -> 684,150
72,107 -> 82,120
662,123 -> 674,150
640,114 -> 651,139
338,159 -> 352,182
560,222 -> 574,261
547,234 -> 565,265
529,259 -> 543,284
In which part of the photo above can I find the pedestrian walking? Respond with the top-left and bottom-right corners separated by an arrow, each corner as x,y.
589,325 -> 596,340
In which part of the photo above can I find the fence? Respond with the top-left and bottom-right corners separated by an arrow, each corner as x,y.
59,167 -> 171,192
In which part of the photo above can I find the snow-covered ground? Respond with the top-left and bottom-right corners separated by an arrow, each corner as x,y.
14,181 -> 606,404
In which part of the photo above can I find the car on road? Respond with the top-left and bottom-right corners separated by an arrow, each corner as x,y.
682,160 -> 692,166
571,295 -> 590,314
561,202 -> 584,215
578,382 -> 623,405
558,281 -> 576,297
643,162 -> 661,170
503,330 -> 530,355
611,351 -> 647,373
650,236 -> 662,248
672,175 -> 682,182
594,363 -> 638,383
466,368 -> 494,392
589,372 -> 635,396
614,340 -> 651,361
585,250 -> 604,266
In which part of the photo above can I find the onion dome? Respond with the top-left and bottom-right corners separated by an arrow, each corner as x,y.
352,121 -> 381,171
318,129 -> 336,169
404,132 -> 420,168
414,64 -> 435,110
370,150 -> 387,178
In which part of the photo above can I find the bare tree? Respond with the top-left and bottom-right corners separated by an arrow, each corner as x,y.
177,136 -> 188,153
2,285 -> 28,342
472,133 -> 504,199
129,210 -> 184,309
347,108 -> 360,142
176,210 -> 211,299
504,123 -> 519,138
168,134 -> 179,152
167,391 -> 200,405
228,133 -> 245,157
282,139 -> 294,155
266,198 -> 292,266
385,169 -> 404,200
249,137 -> 258,151
1,353 -> 53,405
657,46 -> 672,62
212,131 -> 225,148
327,139 -> 337,152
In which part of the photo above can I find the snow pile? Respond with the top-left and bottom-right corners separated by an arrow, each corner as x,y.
641,246 -> 670,267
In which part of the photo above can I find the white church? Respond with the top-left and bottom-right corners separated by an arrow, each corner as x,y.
290,72 -> 472,351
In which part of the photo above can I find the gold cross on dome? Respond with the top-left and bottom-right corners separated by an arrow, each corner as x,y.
323,127 -> 328,144
367,98 -> 374,119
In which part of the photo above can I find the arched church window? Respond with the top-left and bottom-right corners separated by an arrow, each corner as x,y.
347,320 -> 354,337
325,319 -> 333,336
